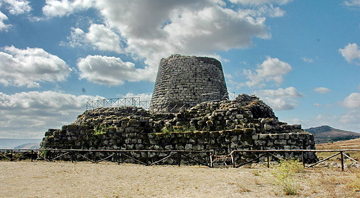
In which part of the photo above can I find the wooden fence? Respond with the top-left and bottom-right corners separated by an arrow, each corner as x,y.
1,149 -> 359,171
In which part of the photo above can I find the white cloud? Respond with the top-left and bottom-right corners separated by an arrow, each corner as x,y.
0,46 -> 71,88
85,24 -> 123,53
255,87 -> 304,98
118,92 -> 153,102
65,27 -> 85,47
224,73 -> 246,91
44,0 -> 289,84
0,91 -> 103,138
338,92 -> 360,130
66,24 -> 123,53
301,57 -> 313,63
339,43 -> 360,64
255,87 -> 304,111
42,0 -> 95,17
261,97 -> 296,111
344,0 -> 360,6
117,92 -> 153,109
244,56 -> 292,88
229,0 -> 293,5
0,11 -> 10,31
340,109 -> 360,124
2,0 -> 31,15
238,4 -> 286,18
92,0 -> 272,80
77,55 -> 154,86
314,87 -> 331,94
341,92 -> 360,109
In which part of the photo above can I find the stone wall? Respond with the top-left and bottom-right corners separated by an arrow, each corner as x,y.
41,94 -> 318,165
150,55 -> 228,113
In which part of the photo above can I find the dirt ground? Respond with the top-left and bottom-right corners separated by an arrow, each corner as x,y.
0,161 -> 359,198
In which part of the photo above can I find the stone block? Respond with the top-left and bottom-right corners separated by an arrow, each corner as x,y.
185,144 -> 193,150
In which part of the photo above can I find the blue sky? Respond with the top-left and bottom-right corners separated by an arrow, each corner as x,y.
1,0 -> 360,139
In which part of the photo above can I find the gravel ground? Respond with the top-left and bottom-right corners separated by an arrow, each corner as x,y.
0,161 -> 359,198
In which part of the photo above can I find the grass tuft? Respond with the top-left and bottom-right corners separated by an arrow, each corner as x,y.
271,159 -> 304,195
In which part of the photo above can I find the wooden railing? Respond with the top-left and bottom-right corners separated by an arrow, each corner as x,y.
1,149 -> 359,171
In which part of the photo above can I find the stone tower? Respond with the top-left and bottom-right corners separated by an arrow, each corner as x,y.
150,54 -> 228,113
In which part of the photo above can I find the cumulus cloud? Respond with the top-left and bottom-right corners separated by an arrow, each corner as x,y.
314,87 -> 331,94
42,0 -> 94,17
94,0 -> 270,70
0,91 -> 103,138
229,0 -> 292,5
77,55 -> 154,86
340,109 -> 360,124
339,92 -> 360,131
341,92 -> 360,109
42,0 -> 291,84
339,43 -> 360,64
244,56 -> 292,88
344,0 -> 360,6
66,24 -> 123,53
0,11 -> 10,31
2,0 -> 31,15
58,0 -> 278,82
0,46 -> 72,87
254,87 -> 304,111
255,87 -> 304,98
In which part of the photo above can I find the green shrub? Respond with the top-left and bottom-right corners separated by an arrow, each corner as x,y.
272,159 -> 304,195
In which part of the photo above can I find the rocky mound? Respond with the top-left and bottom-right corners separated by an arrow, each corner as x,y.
71,94 -> 299,135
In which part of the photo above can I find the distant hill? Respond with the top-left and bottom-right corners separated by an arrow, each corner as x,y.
14,143 -> 40,149
304,125 -> 360,143
0,139 -> 42,149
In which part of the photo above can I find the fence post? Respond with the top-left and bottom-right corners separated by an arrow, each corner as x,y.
340,151 -> 344,171
31,150 -> 34,162
302,151 -> 305,167
146,151 -> 149,166
178,152 -> 181,167
209,152 -> 213,168
267,152 -> 270,168
71,151 -> 74,163
118,152 -> 122,165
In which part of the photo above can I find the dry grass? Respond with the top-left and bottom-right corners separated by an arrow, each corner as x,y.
1,161 -> 360,198
316,138 -> 360,162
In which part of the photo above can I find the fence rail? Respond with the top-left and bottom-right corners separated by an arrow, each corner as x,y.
1,149 -> 359,170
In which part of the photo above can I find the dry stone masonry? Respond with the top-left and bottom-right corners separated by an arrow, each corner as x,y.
40,55 -> 317,165
150,54 -> 228,113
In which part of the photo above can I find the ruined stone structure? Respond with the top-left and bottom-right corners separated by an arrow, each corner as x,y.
150,55 -> 228,113
40,55 -> 318,165
41,94 -> 317,164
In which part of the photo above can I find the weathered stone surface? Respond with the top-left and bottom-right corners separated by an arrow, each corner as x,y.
150,55 -> 228,113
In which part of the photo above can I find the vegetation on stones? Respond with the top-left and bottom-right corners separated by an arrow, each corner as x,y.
161,125 -> 196,133
93,125 -> 115,135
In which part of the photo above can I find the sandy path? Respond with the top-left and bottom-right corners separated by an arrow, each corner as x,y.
1,161 -> 359,198
0,162 -> 278,198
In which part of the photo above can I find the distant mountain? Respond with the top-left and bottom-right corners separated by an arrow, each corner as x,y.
0,139 -> 42,149
14,143 -> 40,149
304,125 -> 360,143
